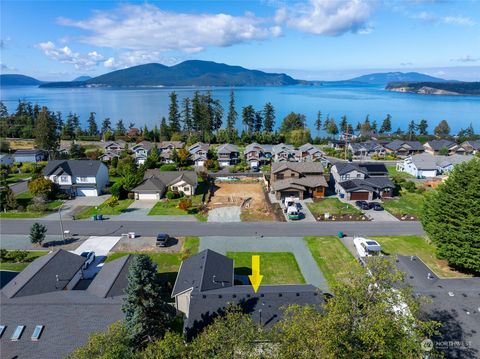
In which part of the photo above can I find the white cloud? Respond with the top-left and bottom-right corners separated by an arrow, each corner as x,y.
411,12 -> 475,26
35,41 -> 106,70
278,0 -> 375,36
451,55 -> 480,63
1,63 -> 18,72
443,16 -> 475,26
57,4 -> 281,53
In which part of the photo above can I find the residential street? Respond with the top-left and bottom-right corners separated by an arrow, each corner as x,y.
0,219 -> 425,237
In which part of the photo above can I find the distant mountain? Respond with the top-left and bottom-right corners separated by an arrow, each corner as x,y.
0,74 -> 43,86
40,60 -> 301,88
386,81 -> 480,96
72,75 -> 92,82
347,72 -> 448,85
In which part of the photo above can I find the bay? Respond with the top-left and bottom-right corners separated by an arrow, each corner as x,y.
1,83 -> 479,133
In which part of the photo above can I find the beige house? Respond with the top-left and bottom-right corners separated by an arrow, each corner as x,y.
132,170 -> 197,200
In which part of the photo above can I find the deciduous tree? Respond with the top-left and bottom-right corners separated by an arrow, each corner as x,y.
434,120 -> 450,137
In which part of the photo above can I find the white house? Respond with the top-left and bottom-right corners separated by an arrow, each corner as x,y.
43,160 -> 109,197
131,141 -> 155,165
188,142 -> 209,167
397,154 -> 472,178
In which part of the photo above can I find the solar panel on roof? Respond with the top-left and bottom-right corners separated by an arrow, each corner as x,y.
31,325 -> 44,341
11,325 -> 25,341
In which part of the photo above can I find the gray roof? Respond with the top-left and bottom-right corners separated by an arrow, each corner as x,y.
271,162 -> 324,174
461,139 -> 480,150
172,249 -> 234,297
185,284 -> 324,339
217,143 -> 239,153
43,160 -> 105,177
137,170 -> 198,190
339,176 -> 394,192
385,139 -> 424,151
160,141 -> 184,149
103,141 -> 123,149
244,142 -> 265,154
13,149 -> 45,155
188,142 -> 209,153
425,139 -> 456,151
87,255 -> 133,298
272,176 -> 328,191
350,140 -> 385,152
408,154 -> 472,170
334,162 -> 388,176
272,143 -> 294,154
1,250 -> 86,298
132,141 -> 155,151
133,176 -> 166,193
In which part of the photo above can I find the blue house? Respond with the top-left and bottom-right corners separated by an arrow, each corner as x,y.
13,149 -> 46,163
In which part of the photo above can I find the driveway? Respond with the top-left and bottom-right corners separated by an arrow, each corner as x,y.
338,197 -> 398,222
199,236 -> 328,292
41,195 -> 109,220
208,206 -> 241,222
10,179 -> 30,195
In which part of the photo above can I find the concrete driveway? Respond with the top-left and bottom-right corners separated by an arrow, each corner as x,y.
199,236 -> 328,292
364,208 -> 399,222
208,206 -> 241,222
41,195 -> 109,220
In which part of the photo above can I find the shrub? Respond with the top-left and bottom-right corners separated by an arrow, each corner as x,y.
9,250 -> 28,263
28,177 -> 55,198
28,195 -> 48,212
0,248 -> 7,261
56,192 -> 70,200
402,181 -> 416,193
177,198 -> 192,211
165,191 -> 177,200
105,196 -> 119,209
127,192 -> 135,200
159,164 -> 177,172
111,181 -> 127,199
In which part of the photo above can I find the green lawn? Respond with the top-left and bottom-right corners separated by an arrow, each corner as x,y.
305,236 -> 358,287
382,191 -> 426,218
387,165 -> 415,180
105,237 -> 200,284
0,251 -> 49,271
373,236 -> 469,278
226,252 -> 305,285
75,198 -> 134,219
6,172 -> 31,184
0,192 -> 63,219
307,198 -> 361,217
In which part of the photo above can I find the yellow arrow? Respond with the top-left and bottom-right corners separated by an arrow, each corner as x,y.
249,255 -> 263,293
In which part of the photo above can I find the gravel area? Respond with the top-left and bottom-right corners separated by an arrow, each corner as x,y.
207,206 -> 241,222
111,236 -> 183,252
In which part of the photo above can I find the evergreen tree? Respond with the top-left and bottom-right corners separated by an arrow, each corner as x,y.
62,112 -> 76,139
372,120 -> 378,133
181,97 -> 193,132
254,111 -> 263,133
35,107 -> 60,158
242,105 -> 256,133
407,120 -> 417,140
434,120 -> 451,137
211,98 -> 223,133
324,117 -> 339,138
263,102 -> 275,133
115,119 -> 127,137
159,117 -> 170,141
168,91 -> 181,133
101,117 -> 112,135
422,158 -> 480,273
30,222 -> 47,246
87,112 -> 98,136
226,89 -> 237,133
379,114 -> 392,134
315,111 -> 322,138
339,115 -> 348,133
122,254 -> 175,347
417,119 -> 428,135
361,115 -> 372,133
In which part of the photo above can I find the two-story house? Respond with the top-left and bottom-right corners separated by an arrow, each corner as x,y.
132,169 -> 198,200
159,141 -> 184,163
188,142 -> 210,167
384,139 -> 425,157
423,139 -> 465,155
131,141 -> 155,165
272,143 -> 296,162
244,143 -> 273,169
331,162 -> 394,201
296,143 -> 324,162
43,160 -> 109,197
461,140 -> 480,155
216,144 -> 240,167
270,162 -> 328,200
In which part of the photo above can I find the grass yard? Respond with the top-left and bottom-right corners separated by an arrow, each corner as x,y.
105,237 -> 200,285
226,252 -> 305,285
307,198 -> 361,217
6,172 -> 31,184
0,251 -> 49,271
75,198 -> 134,219
387,165 -> 415,180
382,191 -> 426,218
373,236 -> 470,278
305,236 -> 359,287
0,192 -> 64,219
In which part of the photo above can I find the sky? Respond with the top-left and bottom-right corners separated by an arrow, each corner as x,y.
1,0 -> 480,81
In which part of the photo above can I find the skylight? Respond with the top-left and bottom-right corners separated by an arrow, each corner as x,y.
11,325 -> 25,341
0,325 -> 5,338
31,325 -> 44,341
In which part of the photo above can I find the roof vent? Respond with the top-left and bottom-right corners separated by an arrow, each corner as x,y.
448,291 -> 455,297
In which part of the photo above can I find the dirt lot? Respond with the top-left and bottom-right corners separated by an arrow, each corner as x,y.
209,181 -> 277,221
111,236 -> 183,253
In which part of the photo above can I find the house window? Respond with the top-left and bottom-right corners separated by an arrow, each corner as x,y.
183,186 -> 190,192
79,177 -> 87,182
356,174 -> 362,178
276,173 -> 284,180
291,173 -> 295,177
172,186 -> 178,191
341,174 -> 350,181
60,176 -> 68,182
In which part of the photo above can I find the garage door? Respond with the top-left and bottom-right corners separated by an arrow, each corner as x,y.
138,193 -> 158,200
281,191 -> 299,199
350,192 -> 369,200
76,188 -> 98,197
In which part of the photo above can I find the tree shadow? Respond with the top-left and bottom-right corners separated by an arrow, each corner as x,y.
43,236 -> 81,248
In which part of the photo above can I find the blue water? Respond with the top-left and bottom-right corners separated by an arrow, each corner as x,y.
1,84 -> 479,133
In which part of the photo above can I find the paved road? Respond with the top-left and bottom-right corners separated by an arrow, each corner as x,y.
10,179 -> 29,195
200,236 -> 328,292
0,219 -> 424,237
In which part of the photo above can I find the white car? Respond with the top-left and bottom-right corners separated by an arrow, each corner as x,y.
80,251 -> 96,269
353,237 -> 382,258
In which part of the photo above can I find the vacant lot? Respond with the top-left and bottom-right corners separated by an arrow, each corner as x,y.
75,199 -> 134,219
209,182 -> 276,221
373,236 -> 470,278
305,236 -> 359,287
382,191 -> 426,219
226,251 -> 305,284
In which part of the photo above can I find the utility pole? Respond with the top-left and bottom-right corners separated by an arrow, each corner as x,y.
59,202 -> 65,244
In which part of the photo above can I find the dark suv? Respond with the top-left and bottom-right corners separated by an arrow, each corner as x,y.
369,202 -> 384,211
156,233 -> 170,247
355,200 -> 369,210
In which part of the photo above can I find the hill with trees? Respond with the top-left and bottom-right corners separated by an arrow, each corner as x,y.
0,74 -> 44,86
40,60 -> 301,88
386,81 -> 480,96
345,72 -> 447,85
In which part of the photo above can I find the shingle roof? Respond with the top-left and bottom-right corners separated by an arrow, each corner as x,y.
461,139 -> 480,150
188,142 -> 209,153
216,143 -> 239,153
1,250 -> 86,298
272,143 -> 294,153
425,139 -> 456,151
160,141 -> 184,149
334,162 -> 388,176
334,162 -> 369,176
43,160 -> 104,177
385,139 -> 424,151
171,249 -> 234,297
338,179 -> 376,192
87,255 -> 133,298
132,141 -> 155,151
271,176 -> 328,191
13,149 -> 45,155
271,162 -> 324,174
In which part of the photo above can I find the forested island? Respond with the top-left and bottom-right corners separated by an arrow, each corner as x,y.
386,81 -> 480,96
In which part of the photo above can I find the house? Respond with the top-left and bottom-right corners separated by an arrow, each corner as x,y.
12,149 -> 46,163
331,162 -> 395,200
172,249 -> 325,340
188,142 -> 210,167
102,141 -> 124,153
328,139 -> 348,150
244,143 -> 272,169
296,143 -> 324,162
0,153 -> 14,166
159,141 -> 184,163
132,169 -> 198,200
461,139 -> 480,155
127,127 -> 140,138
0,250 -> 133,359
348,141 -> 386,158
98,150 -> 120,162
272,143 -> 295,162
43,160 -> 109,197
423,139 -> 464,155
131,141 -> 155,165
397,154 -> 473,178
384,139 -> 425,157
216,144 -> 240,167
270,162 -> 328,200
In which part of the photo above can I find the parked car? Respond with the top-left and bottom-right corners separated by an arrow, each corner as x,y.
80,251 -> 95,269
156,233 -> 170,247
355,200 -> 369,210
251,166 -> 259,172
287,206 -> 302,220
369,202 -> 384,211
